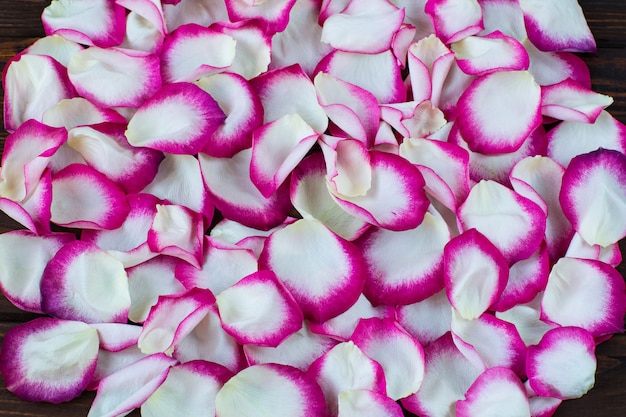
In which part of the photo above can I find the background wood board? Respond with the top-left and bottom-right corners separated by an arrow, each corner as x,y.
0,0 -> 624,416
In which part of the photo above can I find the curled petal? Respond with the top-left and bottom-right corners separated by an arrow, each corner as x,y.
351,318 -> 425,400
200,148 -> 292,230
380,100 -> 447,139
196,72 -> 263,158
456,367 -> 530,417
252,64 -> 328,134
0,170 -> 53,235
224,0 -> 297,33
451,30 -> 530,75
450,311 -> 527,377
547,110 -> 626,168
81,193 -> 160,269
142,154 -> 212,220
510,156 -> 573,261
541,78 -> 613,123
161,24 -> 236,82
399,137 -> 470,208
147,204 -> 205,268
401,333 -> 481,417
88,353 -> 177,417
251,114 -> 319,198
138,287 -> 215,354
212,20 -> 272,79
67,124 -> 162,194
407,34 -> 455,106
315,50 -> 405,104
122,10 -> 165,53
306,341 -> 386,416
290,153 -> 370,241
330,150 -> 430,232
0,120 -> 66,202
491,242 -> 549,312
424,0 -> 484,44
173,306 -> 247,373
117,0 -> 167,37
314,72 -> 381,145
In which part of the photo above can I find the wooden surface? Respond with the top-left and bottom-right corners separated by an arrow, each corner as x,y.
0,0 -> 625,416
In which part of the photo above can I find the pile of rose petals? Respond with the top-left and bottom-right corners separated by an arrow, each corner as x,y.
1,0 -> 626,416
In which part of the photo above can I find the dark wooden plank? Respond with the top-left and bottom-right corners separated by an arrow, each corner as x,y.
0,0 -> 624,416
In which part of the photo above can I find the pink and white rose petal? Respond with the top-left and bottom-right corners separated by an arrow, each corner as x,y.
0,1 -> 624,416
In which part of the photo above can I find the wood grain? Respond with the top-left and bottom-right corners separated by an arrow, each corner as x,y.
0,1 -> 624,416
